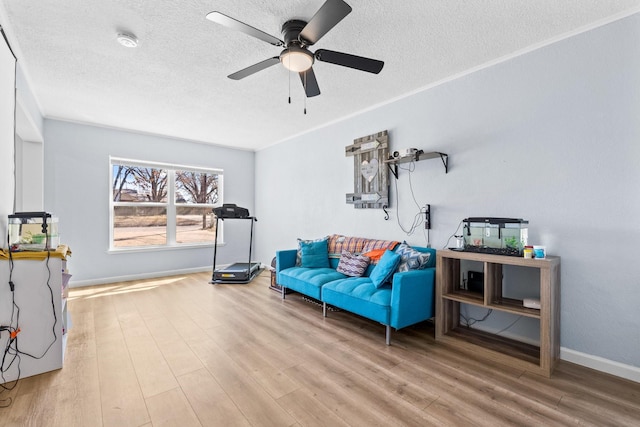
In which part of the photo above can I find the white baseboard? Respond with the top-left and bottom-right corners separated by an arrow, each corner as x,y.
561,347 -> 640,384
69,262 -> 271,288
69,266 -> 213,288
467,321 -> 640,383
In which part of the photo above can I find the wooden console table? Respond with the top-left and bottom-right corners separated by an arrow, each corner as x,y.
435,250 -> 560,377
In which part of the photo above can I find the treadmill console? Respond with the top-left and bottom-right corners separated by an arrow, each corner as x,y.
213,204 -> 250,219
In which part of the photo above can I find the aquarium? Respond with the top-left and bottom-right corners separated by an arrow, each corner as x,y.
8,212 -> 59,251
462,217 -> 528,256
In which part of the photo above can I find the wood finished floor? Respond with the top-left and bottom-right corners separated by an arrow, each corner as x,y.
0,271 -> 639,426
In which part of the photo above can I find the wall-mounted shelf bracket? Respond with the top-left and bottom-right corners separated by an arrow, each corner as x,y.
385,151 -> 449,179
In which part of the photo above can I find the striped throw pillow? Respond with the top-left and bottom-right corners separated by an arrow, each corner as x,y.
336,251 -> 370,277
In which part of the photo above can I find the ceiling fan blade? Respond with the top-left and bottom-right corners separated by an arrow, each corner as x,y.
228,57 -> 280,80
315,49 -> 384,74
206,11 -> 284,47
299,0 -> 352,46
299,68 -> 321,97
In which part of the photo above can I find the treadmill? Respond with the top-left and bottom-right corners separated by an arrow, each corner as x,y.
210,204 -> 261,284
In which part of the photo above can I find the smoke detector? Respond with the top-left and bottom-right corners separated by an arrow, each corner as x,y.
117,33 -> 138,48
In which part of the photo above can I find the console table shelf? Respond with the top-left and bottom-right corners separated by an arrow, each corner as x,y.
436,250 -> 560,377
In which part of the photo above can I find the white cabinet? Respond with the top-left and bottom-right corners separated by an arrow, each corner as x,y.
0,253 -> 69,383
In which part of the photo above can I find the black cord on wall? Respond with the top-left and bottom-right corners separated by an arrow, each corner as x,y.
393,160 -> 431,245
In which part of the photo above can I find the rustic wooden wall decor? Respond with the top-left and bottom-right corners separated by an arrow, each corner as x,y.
345,130 -> 389,209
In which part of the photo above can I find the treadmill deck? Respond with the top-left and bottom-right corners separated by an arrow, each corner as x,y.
211,262 -> 261,284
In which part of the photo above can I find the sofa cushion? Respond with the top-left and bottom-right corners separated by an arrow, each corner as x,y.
279,267 -> 346,300
395,242 -> 432,272
322,277 -> 391,325
336,251 -> 370,277
299,238 -> 330,268
369,249 -> 401,288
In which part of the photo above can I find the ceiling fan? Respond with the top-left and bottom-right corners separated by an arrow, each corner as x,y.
206,0 -> 384,98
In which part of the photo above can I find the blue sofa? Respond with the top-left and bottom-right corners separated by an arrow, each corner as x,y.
275,235 -> 436,345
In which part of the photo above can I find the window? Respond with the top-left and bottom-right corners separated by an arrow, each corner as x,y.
110,158 -> 222,250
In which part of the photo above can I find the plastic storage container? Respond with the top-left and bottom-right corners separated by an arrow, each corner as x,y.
462,217 -> 528,256
8,212 -> 59,251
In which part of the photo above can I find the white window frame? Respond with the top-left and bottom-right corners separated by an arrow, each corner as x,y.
109,157 -> 223,252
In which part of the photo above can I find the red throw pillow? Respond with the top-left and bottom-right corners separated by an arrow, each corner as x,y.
362,248 -> 387,263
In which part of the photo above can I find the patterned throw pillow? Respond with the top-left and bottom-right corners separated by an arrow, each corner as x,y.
395,242 -> 431,272
336,251 -> 370,277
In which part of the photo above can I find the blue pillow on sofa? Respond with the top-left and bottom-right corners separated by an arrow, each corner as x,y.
369,249 -> 401,288
300,238 -> 330,268
296,236 -> 328,266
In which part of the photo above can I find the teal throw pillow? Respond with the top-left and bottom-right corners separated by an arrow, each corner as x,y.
300,239 -> 330,268
296,236 -> 328,266
369,249 -> 401,288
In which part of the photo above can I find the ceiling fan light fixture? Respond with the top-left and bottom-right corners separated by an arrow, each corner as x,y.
280,47 -> 313,72
117,33 -> 138,48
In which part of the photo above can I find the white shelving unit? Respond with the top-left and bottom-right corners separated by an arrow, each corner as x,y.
0,254 -> 70,383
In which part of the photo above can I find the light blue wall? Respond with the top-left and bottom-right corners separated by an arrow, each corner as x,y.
44,120 -> 255,285
255,14 -> 640,369
0,35 -> 15,240
15,64 -> 44,141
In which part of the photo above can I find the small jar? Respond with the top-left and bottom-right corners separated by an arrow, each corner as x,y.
523,247 -> 533,259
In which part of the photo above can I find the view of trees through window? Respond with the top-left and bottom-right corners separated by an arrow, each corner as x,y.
111,160 -> 221,248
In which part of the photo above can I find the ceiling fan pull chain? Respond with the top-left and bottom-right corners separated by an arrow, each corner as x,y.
288,51 -> 291,104
304,72 -> 307,115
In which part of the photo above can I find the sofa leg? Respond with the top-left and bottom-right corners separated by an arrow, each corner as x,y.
323,302 -> 327,317
385,325 -> 391,346
282,286 -> 286,300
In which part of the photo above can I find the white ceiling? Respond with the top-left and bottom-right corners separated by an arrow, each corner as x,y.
1,0 -> 639,151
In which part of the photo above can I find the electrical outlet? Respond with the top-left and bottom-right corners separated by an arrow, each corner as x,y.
424,204 -> 431,229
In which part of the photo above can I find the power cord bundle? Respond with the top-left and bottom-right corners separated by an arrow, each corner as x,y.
460,306 -> 523,336
0,297 -> 21,408
393,160 -> 431,244
1,243 -> 20,407
443,220 -> 464,249
460,307 -> 493,327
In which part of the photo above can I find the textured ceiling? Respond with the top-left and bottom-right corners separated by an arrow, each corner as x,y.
1,0 -> 639,151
